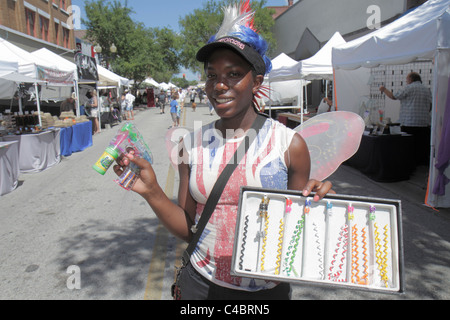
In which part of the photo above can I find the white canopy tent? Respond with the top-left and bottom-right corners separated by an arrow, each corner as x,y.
32,48 -> 131,122
0,38 -> 74,86
332,0 -> 450,208
267,33 -> 346,120
97,65 -> 130,88
143,77 -> 160,87
298,32 -> 346,81
0,59 -> 19,99
0,37 -> 76,125
267,53 -> 309,121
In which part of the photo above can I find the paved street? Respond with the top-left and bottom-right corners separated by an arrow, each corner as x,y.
1,103 -> 450,300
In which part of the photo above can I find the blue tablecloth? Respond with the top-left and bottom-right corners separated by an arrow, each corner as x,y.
60,126 -> 73,156
60,122 -> 93,157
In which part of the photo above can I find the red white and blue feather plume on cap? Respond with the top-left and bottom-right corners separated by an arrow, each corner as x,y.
207,0 -> 272,75
195,1 -> 272,110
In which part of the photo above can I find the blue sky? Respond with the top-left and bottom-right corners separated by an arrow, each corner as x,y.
71,0 -> 291,32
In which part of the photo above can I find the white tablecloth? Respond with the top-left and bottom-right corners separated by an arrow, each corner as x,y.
1,130 -> 61,173
0,141 -> 20,196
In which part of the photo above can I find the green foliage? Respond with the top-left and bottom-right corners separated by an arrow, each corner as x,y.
81,0 -> 276,85
82,0 -> 181,85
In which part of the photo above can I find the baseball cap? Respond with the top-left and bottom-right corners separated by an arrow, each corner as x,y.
196,36 -> 267,76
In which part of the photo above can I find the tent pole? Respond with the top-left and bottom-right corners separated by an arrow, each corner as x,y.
18,86 -> 23,114
96,82 -> 101,132
34,82 -> 42,127
74,80 -> 80,117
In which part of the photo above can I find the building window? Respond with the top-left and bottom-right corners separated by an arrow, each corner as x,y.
25,9 -> 36,37
54,22 -> 60,45
62,27 -> 70,48
60,0 -> 66,10
39,16 -> 49,42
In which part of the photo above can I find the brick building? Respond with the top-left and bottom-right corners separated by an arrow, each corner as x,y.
0,0 -> 75,56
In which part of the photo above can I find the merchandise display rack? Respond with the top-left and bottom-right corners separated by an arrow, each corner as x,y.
231,187 -> 404,294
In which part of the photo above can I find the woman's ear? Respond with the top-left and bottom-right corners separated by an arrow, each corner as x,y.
253,75 -> 264,94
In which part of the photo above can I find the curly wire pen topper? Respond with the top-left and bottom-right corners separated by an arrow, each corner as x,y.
326,201 -> 333,216
381,225 -> 390,288
304,199 -> 311,214
369,205 -> 376,221
285,197 -> 293,213
259,195 -> 270,218
348,205 -> 355,221
275,219 -> 284,275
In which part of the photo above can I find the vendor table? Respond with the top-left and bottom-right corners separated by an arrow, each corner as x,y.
60,122 -> 93,157
346,133 -> 415,182
277,112 -> 313,129
0,141 -> 20,196
2,130 -> 61,174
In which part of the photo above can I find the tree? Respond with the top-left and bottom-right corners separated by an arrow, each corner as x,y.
178,0 -> 276,78
82,0 -> 181,86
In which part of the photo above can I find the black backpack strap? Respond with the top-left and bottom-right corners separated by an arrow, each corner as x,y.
182,114 -> 267,265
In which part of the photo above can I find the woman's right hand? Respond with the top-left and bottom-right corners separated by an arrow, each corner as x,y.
113,152 -> 159,197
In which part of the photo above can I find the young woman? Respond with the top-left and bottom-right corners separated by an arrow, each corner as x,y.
114,2 -> 333,300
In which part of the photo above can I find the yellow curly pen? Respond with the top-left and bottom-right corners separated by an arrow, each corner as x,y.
374,223 -> 383,284
275,219 -> 284,275
381,225 -> 390,288
260,212 -> 269,272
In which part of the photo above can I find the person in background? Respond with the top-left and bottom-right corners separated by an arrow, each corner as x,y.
170,92 -> 179,128
158,90 -> 167,114
380,71 -> 432,165
90,89 -> 100,134
60,95 -> 76,114
125,89 -> 136,120
120,93 -> 127,120
317,97 -> 333,114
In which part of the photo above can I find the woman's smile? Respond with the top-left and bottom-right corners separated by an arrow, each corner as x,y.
215,97 -> 234,104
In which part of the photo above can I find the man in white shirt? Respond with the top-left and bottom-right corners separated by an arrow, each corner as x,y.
125,89 -> 136,120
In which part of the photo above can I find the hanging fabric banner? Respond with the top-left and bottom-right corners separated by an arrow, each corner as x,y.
74,53 -> 99,82
36,66 -> 74,86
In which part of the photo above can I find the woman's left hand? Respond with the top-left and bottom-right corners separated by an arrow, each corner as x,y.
302,179 -> 335,202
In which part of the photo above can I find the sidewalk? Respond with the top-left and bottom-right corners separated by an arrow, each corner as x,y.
292,158 -> 450,299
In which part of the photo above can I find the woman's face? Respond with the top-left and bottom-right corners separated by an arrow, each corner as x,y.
205,48 -> 262,119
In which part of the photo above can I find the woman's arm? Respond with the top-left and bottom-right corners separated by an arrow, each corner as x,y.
91,96 -> 98,108
286,133 -> 334,201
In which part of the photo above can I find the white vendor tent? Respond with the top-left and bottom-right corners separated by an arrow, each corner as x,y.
32,48 -> 131,120
298,31 -> 346,81
0,72 -> 46,100
143,78 -> 160,87
332,0 -> 450,208
0,37 -> 74,86
267,53 -> 309,121
98,65 -> 130,88
269,53 -> 302,82
0,37 -> 76,125
0,58 -> 19,99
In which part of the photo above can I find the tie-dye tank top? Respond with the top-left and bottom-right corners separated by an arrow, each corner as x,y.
186,117 -> 296,291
